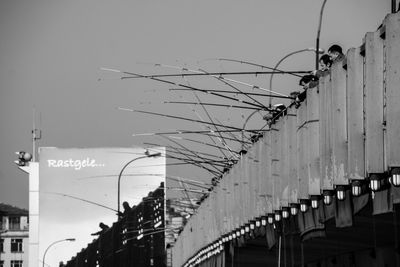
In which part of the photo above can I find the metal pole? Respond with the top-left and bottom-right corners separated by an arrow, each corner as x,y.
316,0 -> 328,70
117,153 -> 161,218
42,238 -> 75,267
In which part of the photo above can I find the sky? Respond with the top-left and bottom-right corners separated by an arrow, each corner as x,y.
0,0 -> 392,263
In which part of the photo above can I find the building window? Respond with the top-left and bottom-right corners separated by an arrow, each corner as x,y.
11,239 -> 23,252
11,260 -> 23,267
9,217 -> 20,231
0,239 -> 3,252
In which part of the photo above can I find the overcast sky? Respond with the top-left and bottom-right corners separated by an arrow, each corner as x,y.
0,0 -> 391,210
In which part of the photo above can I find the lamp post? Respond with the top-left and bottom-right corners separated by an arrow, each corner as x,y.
42,238 -> 75,267
268,47 -> 324,108
117,151 -> 162,218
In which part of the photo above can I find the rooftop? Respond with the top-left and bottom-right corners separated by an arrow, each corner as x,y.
0,203 -> 28,216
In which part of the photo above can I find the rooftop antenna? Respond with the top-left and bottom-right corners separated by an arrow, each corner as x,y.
32,107 -> 42,162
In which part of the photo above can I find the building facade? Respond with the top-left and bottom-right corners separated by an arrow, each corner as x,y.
62,182 -> 166,267
0,204 -> 29,267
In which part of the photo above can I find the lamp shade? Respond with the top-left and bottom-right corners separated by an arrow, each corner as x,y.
310,195 -> 321,209
282,207 -> 290,219
323,190 -> 334,205
351,180 -> 363,196
336,185 -> 346,201
290,203 -> 300,216
391,168 -> 400,187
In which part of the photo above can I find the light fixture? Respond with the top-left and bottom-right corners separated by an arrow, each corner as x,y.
300,199 -> 310,213
154,221 -> 162,228
232,232 -> 236,239
245,224 -> 250,233
255,218 -> 261,228
249,220 -> 255,230
351,180 -> 363,196
267,213 -> 274,224
261,216 -> 267,226
274,210 -> 282,222
369,174 -> 387,192
390,168 -> 400,187
240,227 -> 245,235
228,234 -> 233,240
310,195 -> 321,209
14,151 -> 32,166
282,207 -> 290,219
236,229 -> 241,237
290,203 -> 300,216
323,190 -> 334,206
336,185 -> 347,201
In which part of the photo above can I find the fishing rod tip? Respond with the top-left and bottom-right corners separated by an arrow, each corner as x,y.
100,67 -> 122,73
117,107 -> 134,112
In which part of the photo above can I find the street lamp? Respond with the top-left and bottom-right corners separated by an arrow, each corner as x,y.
269,47 -> 324,108
42,238 -> 75,267
117,151 -> 162,218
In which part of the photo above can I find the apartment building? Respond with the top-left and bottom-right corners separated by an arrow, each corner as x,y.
0,204 -> 29,267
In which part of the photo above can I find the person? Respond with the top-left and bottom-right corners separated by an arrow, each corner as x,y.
91,222 -> 109,236
299,74 -> 319,89
122,201 -> 131,215
272,103 -> 286,118
319,54 -> 333,71
328,44 -> 344,62
312,54 -> 333,78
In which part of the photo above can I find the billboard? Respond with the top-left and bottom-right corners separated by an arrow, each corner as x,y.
38,147 -> 165,267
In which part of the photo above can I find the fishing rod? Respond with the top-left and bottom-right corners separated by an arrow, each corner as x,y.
167,136 -> 242,155
152,63 -> 285,102
43,192 -> 118,213
151,63 -> 271,110
145,142 -> 226,161
166,176 -> 211,189
169,88 -> 294,99
201,132 -> 252,144
162,151 -> 223,176
198,67 -> 271,111
214,117 -> 252,148
120,70 -> 311,79
118,107 -> 258,133
216,58 -> 305,78
102,67 -> 269,110
189,92 -> 238,160
162,135 -> 227,172
174,88 -> 232,161
160,150 -> 229,168
131,129 -> 269,136
162,151 -> 227,168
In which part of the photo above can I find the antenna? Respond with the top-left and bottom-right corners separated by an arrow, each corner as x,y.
32,108 -> 42,162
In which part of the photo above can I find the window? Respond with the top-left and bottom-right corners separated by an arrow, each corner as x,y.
0,239 -> 3,252
11,239 -> 23,252
11,260 -> 23,267
9,217 -> 20,230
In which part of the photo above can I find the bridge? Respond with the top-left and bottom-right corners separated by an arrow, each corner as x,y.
172,11 -> 400,267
